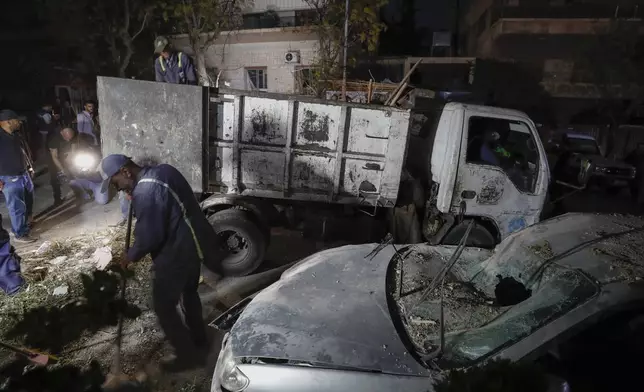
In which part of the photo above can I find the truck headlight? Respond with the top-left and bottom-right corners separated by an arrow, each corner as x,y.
214,341 -> 249,392
73,152 -> 97,171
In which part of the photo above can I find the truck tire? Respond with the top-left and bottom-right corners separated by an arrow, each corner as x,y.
208,209 -> 267,277
442,220 -> 496,249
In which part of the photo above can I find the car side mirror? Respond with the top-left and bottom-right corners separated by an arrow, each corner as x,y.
577,158 -> 595,186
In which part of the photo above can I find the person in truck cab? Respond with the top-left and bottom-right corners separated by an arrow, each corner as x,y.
154,36 -> 197,85
480,130 -> 511,166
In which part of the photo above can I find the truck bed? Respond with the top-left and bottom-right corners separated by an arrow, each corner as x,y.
98,77 -> 412,206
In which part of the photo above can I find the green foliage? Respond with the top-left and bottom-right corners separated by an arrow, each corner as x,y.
433,360 -> 549,392
303,0 -> 388,96
157,0 -> 250,48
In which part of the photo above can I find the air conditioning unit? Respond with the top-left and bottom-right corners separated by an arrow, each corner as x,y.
284,51 -> 300,64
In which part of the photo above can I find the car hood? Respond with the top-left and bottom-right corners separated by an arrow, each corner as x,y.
584,154 -> 633,169
228,244 -> 430,377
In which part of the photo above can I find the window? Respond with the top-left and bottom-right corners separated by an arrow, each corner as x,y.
295,9 -> 318,25
466,116 -> 540,193
246,68 -> 268,90
563,135 -> 600,155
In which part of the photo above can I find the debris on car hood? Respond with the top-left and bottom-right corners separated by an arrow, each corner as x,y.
228,245 -> 431,377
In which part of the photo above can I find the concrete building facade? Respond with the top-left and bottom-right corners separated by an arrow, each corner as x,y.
460,0 -> 644,124
171,0 -> 319,93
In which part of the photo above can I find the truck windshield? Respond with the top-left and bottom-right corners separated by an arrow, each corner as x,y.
567,138 -> 600,155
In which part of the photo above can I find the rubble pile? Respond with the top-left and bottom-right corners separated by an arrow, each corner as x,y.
0,228 -> 214,391
0,227 -> 155,358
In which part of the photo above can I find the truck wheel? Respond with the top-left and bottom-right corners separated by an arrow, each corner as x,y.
208,209 -> 267,277
442,220 -> 496,248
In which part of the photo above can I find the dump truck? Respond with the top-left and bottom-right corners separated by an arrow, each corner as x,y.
98,77 -> 551,276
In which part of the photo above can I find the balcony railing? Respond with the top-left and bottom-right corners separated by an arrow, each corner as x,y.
242,10 -> 316,30
496,4 -> 641,20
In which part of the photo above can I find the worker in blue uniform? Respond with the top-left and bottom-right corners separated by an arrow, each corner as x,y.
0,109 -> 37,243
0,214 -> 24,295
99,154 -> 223,372
154,36 -> 197,85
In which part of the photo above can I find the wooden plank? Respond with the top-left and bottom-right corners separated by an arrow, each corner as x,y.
385,59 -> 423,105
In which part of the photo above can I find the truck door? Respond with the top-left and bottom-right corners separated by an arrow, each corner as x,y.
453,111 -> 549,240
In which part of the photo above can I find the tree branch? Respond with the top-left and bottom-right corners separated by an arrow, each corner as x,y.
132,10 -> 150,40
123,0 -> 131,35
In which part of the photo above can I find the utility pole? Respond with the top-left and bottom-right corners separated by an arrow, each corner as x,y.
342,0 -> 350,101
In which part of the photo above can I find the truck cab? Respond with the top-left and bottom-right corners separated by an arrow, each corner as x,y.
412,102 -> 550,247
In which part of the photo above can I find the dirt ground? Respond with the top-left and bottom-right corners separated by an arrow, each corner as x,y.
0,173 -> 330,392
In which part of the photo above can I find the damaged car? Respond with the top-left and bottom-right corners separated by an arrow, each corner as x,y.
552,133 -> 636,193
210,213 -> 644,392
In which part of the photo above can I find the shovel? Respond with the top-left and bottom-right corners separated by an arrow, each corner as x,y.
0,341 -> 58,366
102,201 -> 141,391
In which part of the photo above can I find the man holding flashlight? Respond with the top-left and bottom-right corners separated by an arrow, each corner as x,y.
47,126 -> 77,205
48,126 -> 120,210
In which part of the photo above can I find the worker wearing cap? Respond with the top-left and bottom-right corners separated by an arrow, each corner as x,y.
154,36 -> 197,85
0,110 -> 37,243
99,154 -> 223,372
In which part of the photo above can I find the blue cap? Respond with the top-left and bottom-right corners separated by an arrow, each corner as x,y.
0,109 -> 20,121
99,154 -> 131,193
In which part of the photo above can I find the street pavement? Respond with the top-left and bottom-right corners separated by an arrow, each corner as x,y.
0,171 -> 123,252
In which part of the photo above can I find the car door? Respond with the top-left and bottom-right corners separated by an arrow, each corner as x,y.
452,110 -> 549,239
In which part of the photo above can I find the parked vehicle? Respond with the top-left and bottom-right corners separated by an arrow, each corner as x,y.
97,77 -> 555,276
552,133 -> 635,194
210,213 -> 644,392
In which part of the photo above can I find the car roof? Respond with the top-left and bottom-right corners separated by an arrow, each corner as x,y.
565,133 -> 596,140
491,213 -> 644,284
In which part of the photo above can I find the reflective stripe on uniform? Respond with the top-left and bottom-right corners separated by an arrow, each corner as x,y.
138,178 -> 204,260
158,56 -> 165,72
158,52 -> 183,73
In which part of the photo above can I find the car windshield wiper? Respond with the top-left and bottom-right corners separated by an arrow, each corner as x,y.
410,220 -> 475,364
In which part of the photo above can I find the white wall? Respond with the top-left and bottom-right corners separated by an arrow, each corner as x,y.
206,40 -> 317,93
172,30 -> 318,93
247,0 -> 312,13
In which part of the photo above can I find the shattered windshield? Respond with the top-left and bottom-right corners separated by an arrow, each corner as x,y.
392,246 -> 599,368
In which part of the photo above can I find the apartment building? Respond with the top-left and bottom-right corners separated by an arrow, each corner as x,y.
172,0 -> 319,94
460,0 -> 644,123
